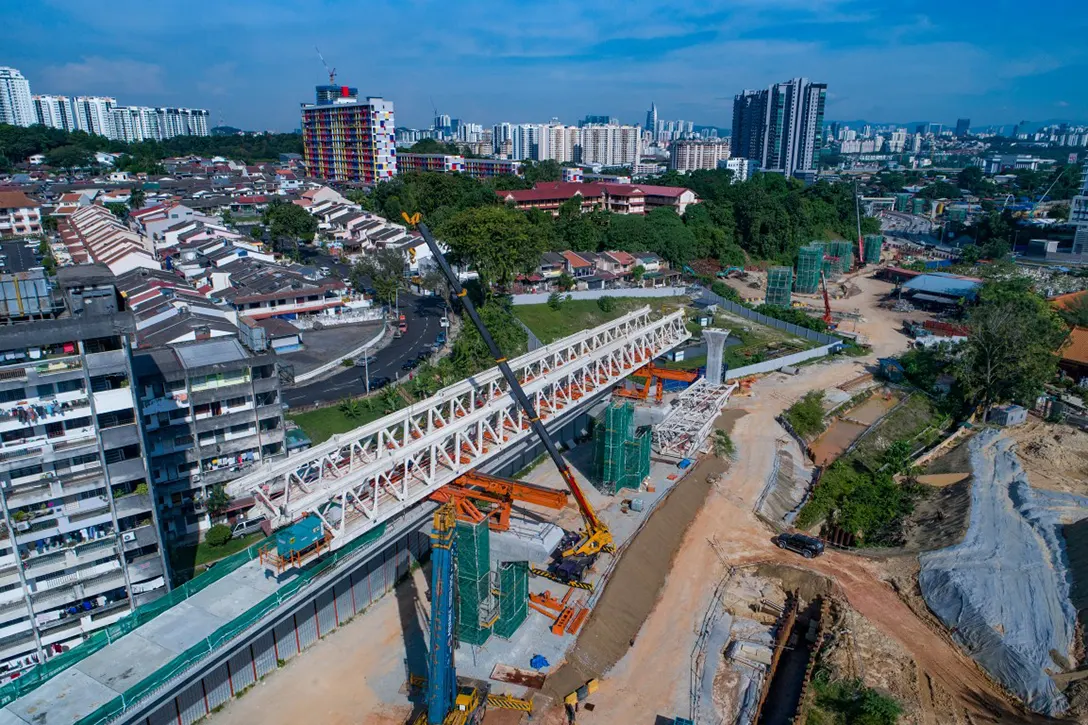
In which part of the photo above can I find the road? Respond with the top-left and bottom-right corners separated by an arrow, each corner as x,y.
283,250 -> 447,409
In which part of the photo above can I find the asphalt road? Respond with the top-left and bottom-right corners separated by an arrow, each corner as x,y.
283,249 -> 447,409
283,292 -> 446,408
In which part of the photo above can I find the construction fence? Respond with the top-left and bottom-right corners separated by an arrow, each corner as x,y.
698,291 -> 840,346
73,520 -> 420,725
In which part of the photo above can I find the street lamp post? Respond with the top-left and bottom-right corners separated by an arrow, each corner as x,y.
364,347 -> 370,395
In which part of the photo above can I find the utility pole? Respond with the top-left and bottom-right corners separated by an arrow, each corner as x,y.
364,347 -> 370,395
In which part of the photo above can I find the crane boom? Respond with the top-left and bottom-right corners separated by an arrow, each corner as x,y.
314,46 -> 336,85
411,218 -> 611,558
820,270 -> 833,326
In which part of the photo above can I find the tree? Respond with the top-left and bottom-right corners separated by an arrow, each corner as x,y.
262,199 -> 317,257
631,265 -> 646,281
596,295 -> 616,313
339,397 -> 364,419
354,249 -> 405,305
521,159 -> 561,184
710,280 -> 740,303
956,166 -> 985,194
221,209 -> 235,227
547,291 -> 564,310
435,205 -> 546,291
556,272 -> 575,292
956,281 -> 1066,413
128,186 -> 146,212
45,144 -> 93,170
784,391 -> 826,438
205,524 -> 232,547
1058,294 -> 1088,328
105,202 -> 129,219
713,430 -> 735,459
206,484 -> 230,515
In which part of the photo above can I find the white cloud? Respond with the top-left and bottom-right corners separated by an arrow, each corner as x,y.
39,57 -> 165,96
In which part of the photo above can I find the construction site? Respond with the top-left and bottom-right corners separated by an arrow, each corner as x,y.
8,221 -> 1087,725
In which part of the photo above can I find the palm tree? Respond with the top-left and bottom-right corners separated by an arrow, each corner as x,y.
128,186 -> 146,212
713,430 -> 735,459
339,397 -> 363,420
379,387 -> 402,414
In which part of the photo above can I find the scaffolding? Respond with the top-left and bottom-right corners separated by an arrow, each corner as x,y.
829,241 -> 854,272
863,234 -> 884,264
823,255 -> 842,278
794,243 -> 824,294
492,561 -> 528,639
765,267 -> 793,306
594,401 -> 651,494
455,518 -> 497,646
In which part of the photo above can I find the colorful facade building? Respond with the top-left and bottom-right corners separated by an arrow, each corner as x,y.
301,85 -> 396,185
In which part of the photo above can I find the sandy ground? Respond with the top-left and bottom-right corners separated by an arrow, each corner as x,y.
1010,418 -> 1088,497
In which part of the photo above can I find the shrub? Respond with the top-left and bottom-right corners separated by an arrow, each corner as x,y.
547,292 -> 564,311
784,390 -> 826,438
710,280 -> 740,303
205,524 -> 232,548
597,296 -> 616,313
135,483 -> 149,496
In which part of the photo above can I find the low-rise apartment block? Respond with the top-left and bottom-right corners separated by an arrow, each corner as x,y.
497,182 -> 699,216
0,314 -> 167,678
0,192 -> 42,238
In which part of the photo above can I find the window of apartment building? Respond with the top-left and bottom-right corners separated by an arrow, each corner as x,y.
230,423 -> 252,435
45,422 -> 64,439
174,434 -> 193,448
65,416 -> 91,431
169,408 -> 187,420
97,410 -> 135,429
104,444 -> 139,465
35,383 -> 54,397
90,374 -> 127,393
8,463 -> 42,480
1,428 -> 33,444
0,388 -> 25,404
259,416 -> 281,431
225,396 -> 247,409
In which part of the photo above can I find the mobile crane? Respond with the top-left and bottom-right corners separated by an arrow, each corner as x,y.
820,271 -> 834,328
406,214 -> 614,585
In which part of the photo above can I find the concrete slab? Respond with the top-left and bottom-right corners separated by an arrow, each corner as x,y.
5,669 -> 118,725
0,706 -> 31,725
489,518 -> 565,568
139,601 -> 226,653
73,632 -> 174,691
226,559 -> 281,595
191,572 -> 271,620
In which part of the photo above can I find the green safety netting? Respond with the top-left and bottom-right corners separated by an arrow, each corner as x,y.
492,562 -> 528,640
68,522 -> 386,725
594,401 -> 650,494
454,518 -> 492,647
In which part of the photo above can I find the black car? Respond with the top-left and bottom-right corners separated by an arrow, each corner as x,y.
367,376 -> 391,390
775,532 -> 825,559
401,359 -> 420,372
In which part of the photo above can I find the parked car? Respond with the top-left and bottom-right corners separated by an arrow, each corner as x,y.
231,515 -> 267,538
354,355 -> 377,367
774,532 -> 824,559
367,376 -> 392,390
436,332 -> 447,345
319,266 -> 331,276
401,359 -> 420,372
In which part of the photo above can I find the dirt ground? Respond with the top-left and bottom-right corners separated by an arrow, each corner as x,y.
1010,418 -> 1088,496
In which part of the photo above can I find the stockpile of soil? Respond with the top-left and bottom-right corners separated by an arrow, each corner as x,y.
1012,420 -> 1088,496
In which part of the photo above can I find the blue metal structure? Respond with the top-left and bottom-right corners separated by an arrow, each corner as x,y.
427,504 -> 457,725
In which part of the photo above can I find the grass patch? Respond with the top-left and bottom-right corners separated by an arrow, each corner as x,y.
168,532 -> 265,581
289,405 -> 385,445
660,354 -> 706,371
785,391 -> 826,439
850,394 -> 946,472
515,297 -> 684,344
807,673 -> 903,725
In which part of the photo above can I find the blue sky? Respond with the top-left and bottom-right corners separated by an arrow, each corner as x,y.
4,0 -> 1087,132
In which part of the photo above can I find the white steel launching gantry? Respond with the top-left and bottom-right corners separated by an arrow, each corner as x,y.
227,307 -> 689,551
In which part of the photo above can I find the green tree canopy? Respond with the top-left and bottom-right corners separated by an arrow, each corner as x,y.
436,205 -> 547,290
262,199 -> 318,255
45,144 -> 93,170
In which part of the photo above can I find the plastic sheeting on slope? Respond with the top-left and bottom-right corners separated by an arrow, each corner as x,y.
919,429 -> 1088,716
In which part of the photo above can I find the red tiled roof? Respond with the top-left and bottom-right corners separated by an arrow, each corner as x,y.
499,182 -> 605,203
1061,326 -> 1088,366
0,191 -> 39,209
235,195 -> 267,204
562,251 -> 592,268
629,184 -> 690,198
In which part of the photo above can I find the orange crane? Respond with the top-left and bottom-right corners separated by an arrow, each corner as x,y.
428,471 -> 568,532
614,364 -> 699,403
820,271 -> 834,327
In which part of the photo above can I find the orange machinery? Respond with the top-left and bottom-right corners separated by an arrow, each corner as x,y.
428,471 -> 568,532
614,363 -> 699,403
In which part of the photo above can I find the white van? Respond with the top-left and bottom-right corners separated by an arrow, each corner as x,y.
232,515 -> 267,537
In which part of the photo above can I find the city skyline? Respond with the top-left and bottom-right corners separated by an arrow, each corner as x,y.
2,0 -> 1085,132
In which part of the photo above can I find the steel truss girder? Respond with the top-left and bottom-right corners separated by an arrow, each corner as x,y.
227,307 -> 690,549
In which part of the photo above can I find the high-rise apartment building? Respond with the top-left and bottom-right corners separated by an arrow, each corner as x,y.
0,67 -> 34,128
1072,159 -> 1088,254
73,97 -> 116,138
541,125 -> 579,164
731,78 -> 826,177
731,89 -> 767,163
669,139 -> 731,172
579,124 -> 640,167
32,96 -> 76,132
955,118 -> 971,138
0,308 -> 168,677
301,84 -> 396,184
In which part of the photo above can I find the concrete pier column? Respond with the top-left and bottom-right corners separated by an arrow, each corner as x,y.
702,328 -> 730,385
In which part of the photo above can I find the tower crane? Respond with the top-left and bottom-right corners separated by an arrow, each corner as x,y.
315,46 -> 336,84
854,178 -> 864,267
405,213 -> 613,586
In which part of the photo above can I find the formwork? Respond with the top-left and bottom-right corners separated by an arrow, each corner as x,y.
594,401 -> 651,493
492,561 -> 529,639
863,235 -> 883,264
822,255 -> 842,278
765,267 -> 793,307
794,243 -> 824,294
829,241 -> 854,272
455,518 -> 496,646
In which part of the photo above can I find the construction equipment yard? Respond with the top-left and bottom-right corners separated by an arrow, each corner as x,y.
202,272 -> 1087,725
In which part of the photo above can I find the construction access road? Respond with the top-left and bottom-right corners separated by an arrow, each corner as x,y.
558,278 -> 1055,725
